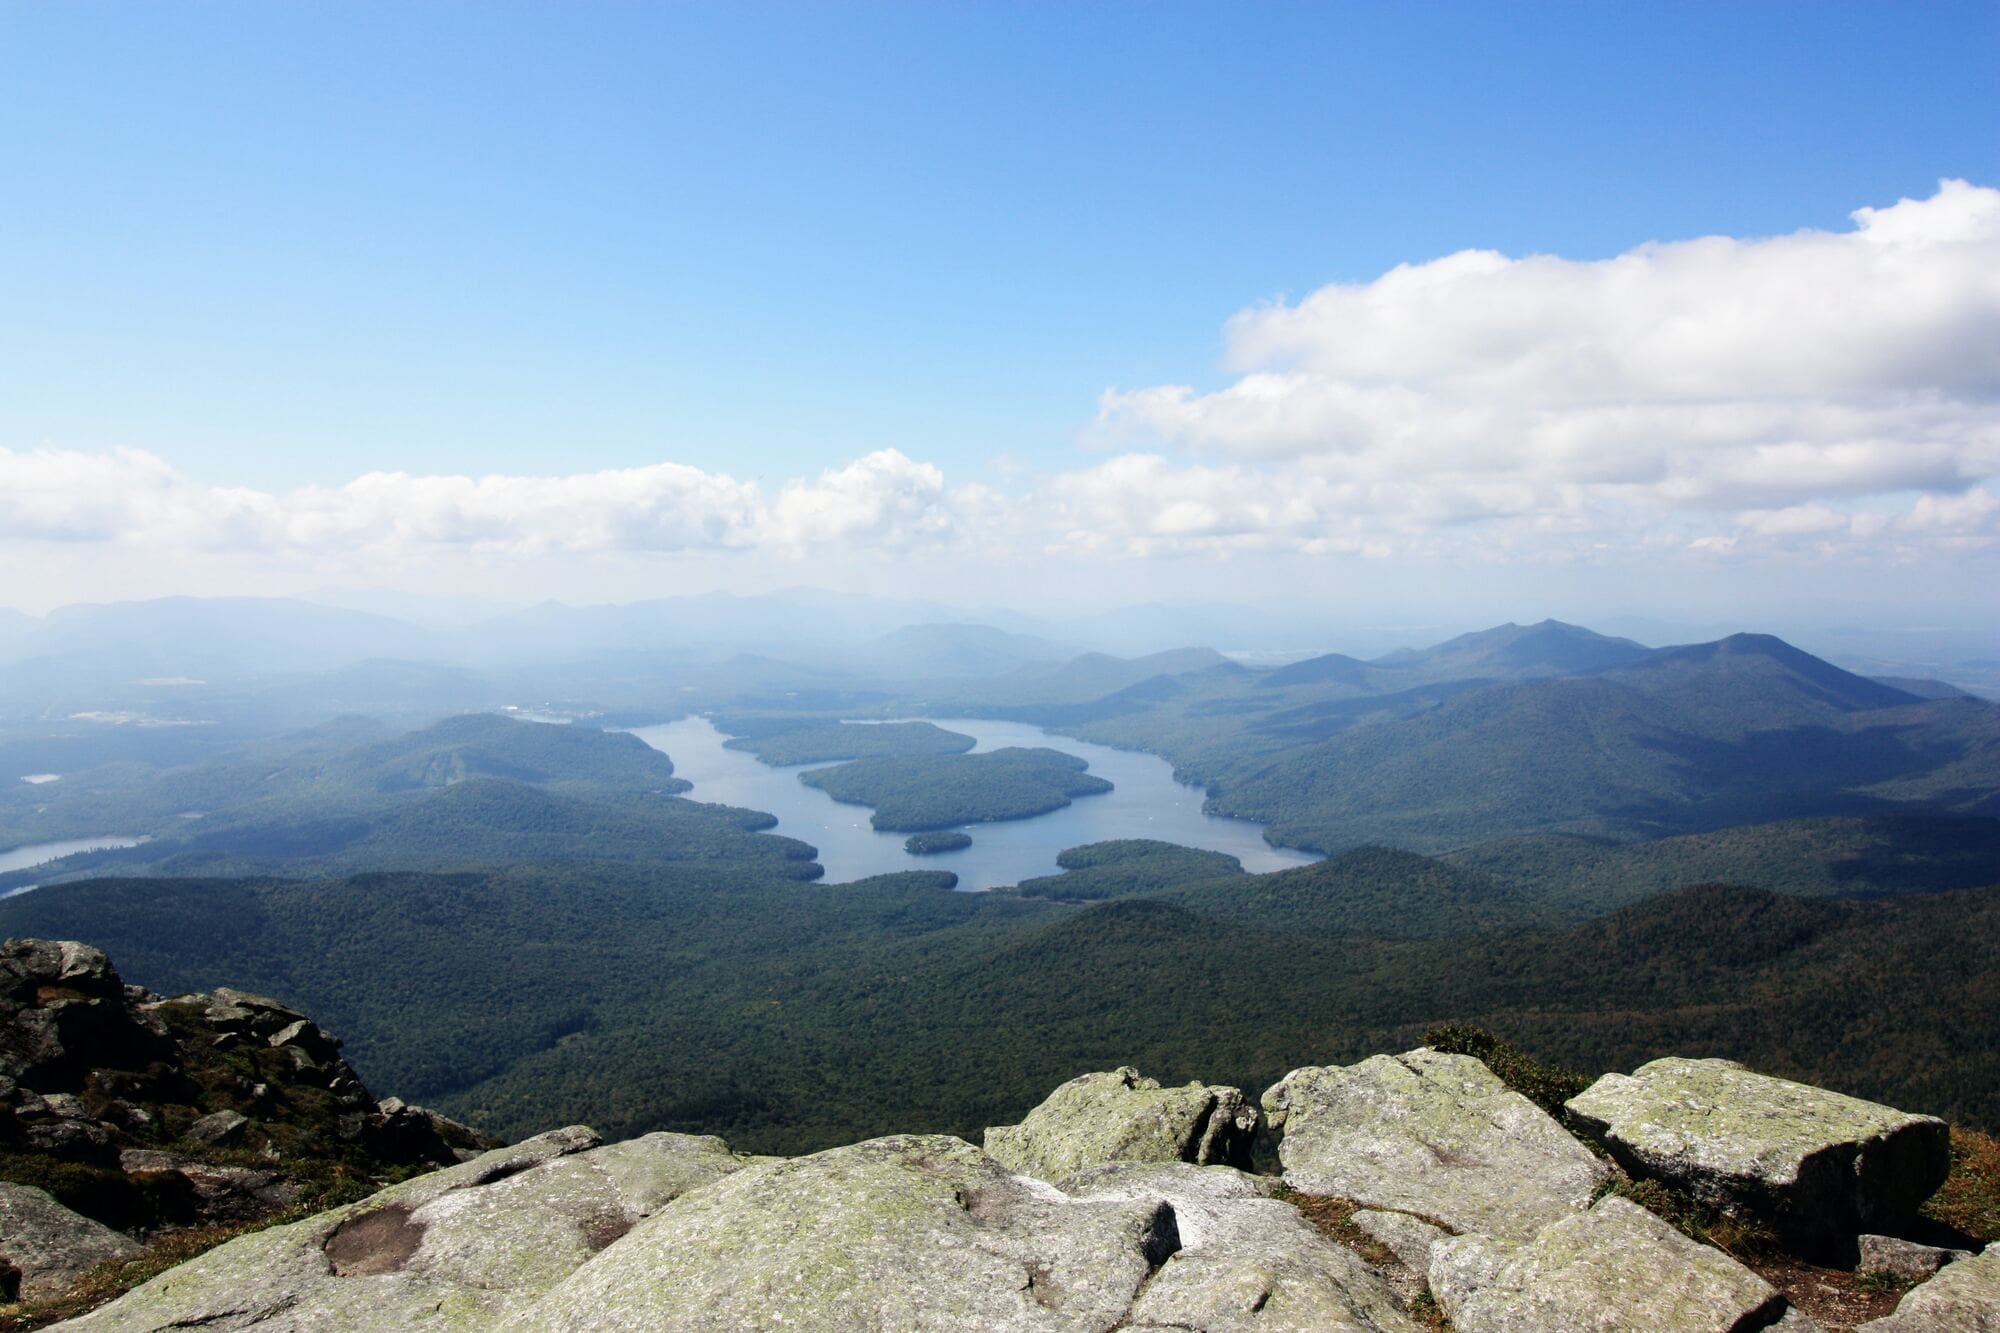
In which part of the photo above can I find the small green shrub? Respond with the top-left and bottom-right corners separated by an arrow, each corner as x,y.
1420,1023 -> 1589,1120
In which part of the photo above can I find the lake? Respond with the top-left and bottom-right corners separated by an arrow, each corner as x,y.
0,836 -> 149,888
630,716 -> 1318,890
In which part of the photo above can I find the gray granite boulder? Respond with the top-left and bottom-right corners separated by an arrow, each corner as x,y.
526,1133 -> 1185,1331
50,1126 -> 757,1330
1262,1049 -> 1609,1242
1060,1161 -> 1421,1331
984,1067 -> 1258,1180
1566,1058 -> 1949,1245
183,1108 -> 249,1146
1429,1194 -> 1814,1332
1858,1232 -> 1973,1281
1858,1246 -> 2000,1332
0,1182 -> 141,1302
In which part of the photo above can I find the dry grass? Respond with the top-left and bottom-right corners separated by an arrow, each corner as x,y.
1276,1187 -> 1454,1330
1923,1125 -> 2000,1245
1276,1188 -> 1400,1267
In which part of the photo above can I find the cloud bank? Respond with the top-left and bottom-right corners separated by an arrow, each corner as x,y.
1088,177 -> 2000,559
4,180 -> 1996,596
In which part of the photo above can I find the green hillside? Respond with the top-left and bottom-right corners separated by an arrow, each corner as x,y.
1448,815 -> 2000,915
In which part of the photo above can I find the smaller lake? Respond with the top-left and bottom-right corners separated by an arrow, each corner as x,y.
0,837 -> 150,889
632,716 -> 1317,890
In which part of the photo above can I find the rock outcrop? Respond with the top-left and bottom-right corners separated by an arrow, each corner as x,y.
984,1066 -> 1260,1180
0,1184 -> 141,1302
1429,1194 -> 1815,1332
1262,1048 -> 1610,1241
1566,1057 -> 1951,1248
1,937 -> 496,1304
2,940 -> 489,1187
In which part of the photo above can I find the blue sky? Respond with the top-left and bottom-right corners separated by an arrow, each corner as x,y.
1,2 -> 1996,619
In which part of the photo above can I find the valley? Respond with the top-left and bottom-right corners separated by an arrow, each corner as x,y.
0,597 -> 1994,1163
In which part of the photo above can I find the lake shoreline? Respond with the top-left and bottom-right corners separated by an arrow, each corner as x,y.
631,715 -> 1318,891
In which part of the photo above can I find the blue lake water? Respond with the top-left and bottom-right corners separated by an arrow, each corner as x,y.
630,716 -> 1318,890
0,836 -> 149,895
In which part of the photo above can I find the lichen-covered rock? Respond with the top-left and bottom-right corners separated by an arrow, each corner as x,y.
1429,1195 -> 1812,1332
1565,1058 -> 1950,1245
1262,1049 -> 1608,1242
984,1067 -> 1258,1180
0,1182 -> 141,1302
526,1134 -> 1183,1332
1858,1232 -> 1973,1281
50,1126 -> 757,1331
1857,1246 -> 2000,1332
1061,1161 -> 1421,1331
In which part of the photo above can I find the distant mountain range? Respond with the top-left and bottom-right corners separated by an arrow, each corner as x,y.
1031,625 -> 1998,854
3,594 -> 1988,698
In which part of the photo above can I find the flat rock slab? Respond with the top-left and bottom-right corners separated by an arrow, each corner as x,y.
1566,1058 -> 1949,1245
524,1133 -> 1185,1332
984,1067 -> 1258,1181
1858,1232 -> 1973,1281
1429,1195 -> 1812,1333
1858,1247 -> 2000,1332
1062,1162 -> 1421,1332
1262,1049 -> 1609,1242
50,1127 -> 757,1331
0,1182 -> 141,1302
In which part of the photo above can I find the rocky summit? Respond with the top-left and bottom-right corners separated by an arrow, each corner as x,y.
0,938 -> 494,1309
2,941 -> 1995,1331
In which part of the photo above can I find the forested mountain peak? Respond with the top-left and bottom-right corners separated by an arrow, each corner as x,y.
1370,619 -> 1652,680
1261,651 -> 1375,688
1610,633 -> 1926,714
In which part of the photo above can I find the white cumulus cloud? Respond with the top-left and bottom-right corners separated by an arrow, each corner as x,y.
1086,178 -> 2000,555
0,447 -> 963,559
